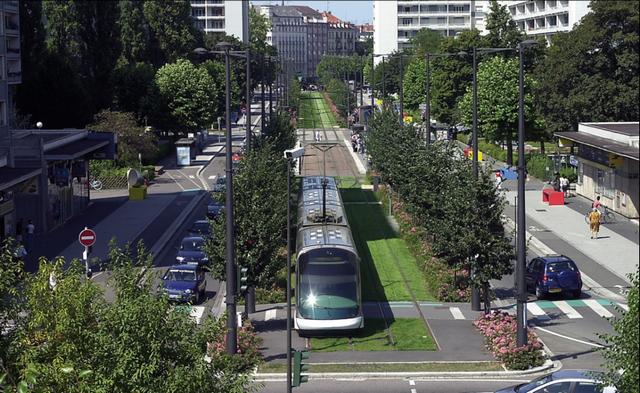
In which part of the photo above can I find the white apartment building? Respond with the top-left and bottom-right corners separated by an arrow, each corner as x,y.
191,0 -> 249,43
374,0 -> 488,62
500,0 -> 590,44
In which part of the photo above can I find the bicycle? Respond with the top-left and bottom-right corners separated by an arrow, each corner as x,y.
89,179 -> 103,191
584,206 -> 616,224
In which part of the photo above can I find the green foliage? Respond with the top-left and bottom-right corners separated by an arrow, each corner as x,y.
288,78 -> 302,111
111,61 -> 156,116
355,37 -> 373,57
249,7 -> 273,56
402,58 -> 426,110
457,56 -> 541,165
142,0 -> 200,65
155,59 -> 217,132
371,53 -> 404,97
534,0 -> 639,133
317,55 -> 364,87
0,240 -> 258,392
526,154 -> 553,182
88,110 -> 158,167
599,271 -> 639,393
559,167 -> 577,184
407,28 -> 443,59
325,78 -> 350,118
484,0 -> 523,49
118,0 -> 149,64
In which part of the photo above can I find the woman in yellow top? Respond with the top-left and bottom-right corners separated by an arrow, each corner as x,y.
588,208 -> 601,239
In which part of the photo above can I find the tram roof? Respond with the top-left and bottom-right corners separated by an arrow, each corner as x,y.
298,204 -> 348,227
298,225 -> 355,248
299,188 -> 341,206
302,176 -> 337,191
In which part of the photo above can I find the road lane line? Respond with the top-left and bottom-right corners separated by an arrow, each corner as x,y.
265,309 -> 277,321
617,302 -> 629,312
554,301 -> 582,319
409,380 -> 415,385
527,303 -> 550,320
449,307 -> 465,320
534,326 -> 605,348
584,299 -> 614,318
165,170 -> 185,191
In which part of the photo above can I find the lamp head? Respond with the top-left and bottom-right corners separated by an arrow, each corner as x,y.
193,47 -> 209,56
520,39 -> 539,48
216,41 -> 233,51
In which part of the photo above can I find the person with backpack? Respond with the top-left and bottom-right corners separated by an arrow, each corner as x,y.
588,208 -> 601,239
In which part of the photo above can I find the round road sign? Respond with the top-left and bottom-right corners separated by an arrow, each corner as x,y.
78,228 -> 96,247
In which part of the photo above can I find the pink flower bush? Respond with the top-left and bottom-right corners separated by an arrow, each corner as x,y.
474,311 -> 545,370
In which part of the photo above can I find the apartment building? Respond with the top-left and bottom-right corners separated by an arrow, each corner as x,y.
322,12 -> 358,57
293,6 -> 328,79
374,0 -> 489,61
260,5 -> 308,78
358,23 -> 374,42
499,0 -> 590,44
1,0 -> 21,139
191,0 -> 249,42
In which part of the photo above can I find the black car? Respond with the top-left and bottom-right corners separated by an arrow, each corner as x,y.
207,201 -> 224,219
187,220 -> 211,237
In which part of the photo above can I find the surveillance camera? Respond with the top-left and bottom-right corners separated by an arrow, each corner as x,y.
284,147 -> 305,159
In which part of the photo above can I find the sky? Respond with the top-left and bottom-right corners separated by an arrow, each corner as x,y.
250,0 -> 373,25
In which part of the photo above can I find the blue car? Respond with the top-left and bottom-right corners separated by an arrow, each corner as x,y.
176,236 -> 208,266
162,264 -> 207,304
526,255 -> 582,300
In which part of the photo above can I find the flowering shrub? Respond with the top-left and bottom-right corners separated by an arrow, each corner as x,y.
204,316 -> 263,372
474,311 -> 546,370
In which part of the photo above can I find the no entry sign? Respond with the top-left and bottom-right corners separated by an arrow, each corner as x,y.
78,228 -> 96,247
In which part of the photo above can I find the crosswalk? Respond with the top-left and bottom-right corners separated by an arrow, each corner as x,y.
250,299 -> 627,323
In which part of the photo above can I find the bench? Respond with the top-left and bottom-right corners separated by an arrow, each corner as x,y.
542,188 -> 564,205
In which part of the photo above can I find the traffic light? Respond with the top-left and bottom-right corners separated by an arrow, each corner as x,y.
292,350 -> 310,387
237,265 -> 249,295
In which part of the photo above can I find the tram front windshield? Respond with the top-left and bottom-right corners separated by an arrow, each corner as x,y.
298,248 -> 359,320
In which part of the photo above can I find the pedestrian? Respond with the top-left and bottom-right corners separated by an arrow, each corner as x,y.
15,218 -> 23,243
560,175 -> 569,197
592,195 -> 602,213
588,208 -> 601,239
25,219 -> 35,252
351,134 -> 358,152
495,171 -> 503,189
314,130 -> 321,142
552,172 -> 561,192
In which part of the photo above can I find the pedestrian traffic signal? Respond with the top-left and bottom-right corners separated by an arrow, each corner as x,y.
292,350 -> 310,387
237,266 -> 249,295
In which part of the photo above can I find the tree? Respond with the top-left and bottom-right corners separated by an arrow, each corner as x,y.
87,110 -> 158,166
0,242 -> 260,392
408,28 -> 443,59
143,0 -> 201,65
484,0 -> 523,49
111,61 -> 156,116
154,59 -> 217,133
599,271 -> 639,393
249,6 -> 272,56
534,0 -> 639,133
402,58 -> 426,110
118,0 -> 150,64
355,37 -> 373,57
457,56 -> 540,165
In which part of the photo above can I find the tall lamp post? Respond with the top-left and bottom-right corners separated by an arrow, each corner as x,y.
260,54 -> 266,134
516,39 -> 538,346
194,43 -> 248,354
245,49 -> 252,152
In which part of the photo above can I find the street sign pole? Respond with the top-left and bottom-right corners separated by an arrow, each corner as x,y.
78,227 -> 96,278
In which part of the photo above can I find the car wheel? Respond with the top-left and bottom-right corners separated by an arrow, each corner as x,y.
194,291 -> 200,305
535,285 -> 545,300
572,290 -> 581,299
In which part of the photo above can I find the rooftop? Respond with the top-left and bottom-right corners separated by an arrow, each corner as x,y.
582,122 -> 639,137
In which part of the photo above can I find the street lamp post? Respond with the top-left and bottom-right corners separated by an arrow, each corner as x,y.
246,49 -> 252,152
269,56 -> 274,120
261,54 -> 266,134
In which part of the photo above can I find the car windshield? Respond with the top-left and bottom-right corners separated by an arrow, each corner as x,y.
191,222 -> 209,233
547,260 -> 577,273
298,248 -> 359,320
164,269 -> 196,281
516,374 -> 554,392
181,239 -> 203,251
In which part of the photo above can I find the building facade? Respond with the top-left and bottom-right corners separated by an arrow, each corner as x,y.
322,12 -> 358,57
358,23 -> 374,42
260,5 -> 308,78
556,122 -> 639,218
293,6 -> 328,79
374,0 -> 488,61
1,0 -> 21,140
190,0 -> 249,42
499,0 -> 590,44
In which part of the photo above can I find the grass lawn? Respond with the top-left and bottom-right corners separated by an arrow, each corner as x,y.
299,92 -> 338,129
341,187 -> 433,302
310,318 -> 436,352
258,361 -> 503,373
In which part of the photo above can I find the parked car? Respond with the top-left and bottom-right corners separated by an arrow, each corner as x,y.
494,369 -> 616,392
207,201 -> 224,219
187,219 -> 211,237
213,175 -> 226,193
176,236 -> 208,266
526,254 -> 582,300
162,264 -> 207,304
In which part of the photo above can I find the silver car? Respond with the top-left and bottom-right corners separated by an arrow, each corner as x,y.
495,370 -> 616,393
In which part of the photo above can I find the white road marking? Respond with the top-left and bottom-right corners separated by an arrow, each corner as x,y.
165,171 -> 186,191
534,326 -> 605,348
208,175 -> 215,179
449,307 -> 465,320
617,303 -> 629,312
189,175 -> 195,179
584,299 -> 614,318
409,379 -> 415,385
265,309 -> 277,321
190,306 -> 205,324
527,303 -> 550,320
554,301 -> 582,319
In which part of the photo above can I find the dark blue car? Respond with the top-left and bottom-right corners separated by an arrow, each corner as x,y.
176,236 -> 208,266
162,264 -> 207,304
526,255 -> 582,300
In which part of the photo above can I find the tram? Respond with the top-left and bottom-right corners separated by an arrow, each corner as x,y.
294,176 -> 363,335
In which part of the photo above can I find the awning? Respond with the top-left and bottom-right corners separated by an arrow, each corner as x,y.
0,167 -> 42,191
555,131 -> 639,161
44,139 -> 109,160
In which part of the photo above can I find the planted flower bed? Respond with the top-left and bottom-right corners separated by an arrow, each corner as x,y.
474,311 -> 546,370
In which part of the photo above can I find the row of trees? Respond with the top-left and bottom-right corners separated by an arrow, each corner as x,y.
16,1 -> 277,150
365,0 -> 638,165
0,242 -> 261,392
366,107 -> 514,306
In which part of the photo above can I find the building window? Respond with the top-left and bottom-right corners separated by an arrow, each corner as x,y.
596,168 -> 615,199
0,101 -> 6,126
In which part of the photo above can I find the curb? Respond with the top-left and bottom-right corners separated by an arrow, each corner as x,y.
148,190 -> 207,258
502,215 -> 627,302
342,137 -> 367,174
254,359 -> 558,380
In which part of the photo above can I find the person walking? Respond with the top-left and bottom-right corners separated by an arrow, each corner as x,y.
314,130 -> 321,142
25,219 -> 35,252
560,175 -> 569,197
592,195 -> 602,212
588,208 -> 601,239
